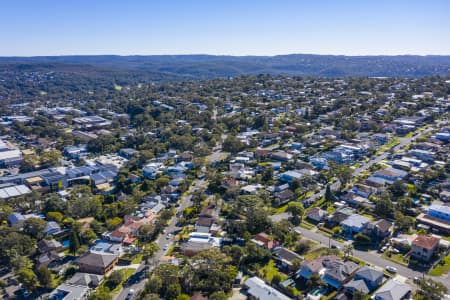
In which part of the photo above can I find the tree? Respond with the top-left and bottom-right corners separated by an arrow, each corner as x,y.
142,243 -> 159,264
176,294 -> 191,300
186,248 -> 238,294
209,291 -> 228,300
165,283 -> 181,300
0,205 -> 13,223
374,191 -> 394,219
415,278 -> 448,300
222,135 -> 244,153
46,211 -> 64,223
353,290 -> 366,300
23,217 -> 47,240
343,244 -> 354,260
146,276 -> 163,294
286,202 -> 305,225
325,185 -> 334,203
69,227 -> 80,255
271,273 -> 282,286
331,163 -> 353,187
388,180 -> 408,197
81,228 -> 97,245
17,268 -> 38,292
89,286 -> 112,300
37,265 -> 53,288
106,270 -> 123,289
394,212 -> 415,231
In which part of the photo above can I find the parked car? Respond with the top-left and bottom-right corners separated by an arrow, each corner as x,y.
386,266 -> 397,273
125,289 -> 135,300
391,248 -> 400,254
379,246 -> 387,253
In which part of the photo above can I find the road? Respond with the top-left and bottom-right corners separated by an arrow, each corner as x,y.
297,125 -> 435,207
115,179 -> 207,300
296,227 -> 450,290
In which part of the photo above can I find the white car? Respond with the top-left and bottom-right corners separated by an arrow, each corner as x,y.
386,266 -> 397,273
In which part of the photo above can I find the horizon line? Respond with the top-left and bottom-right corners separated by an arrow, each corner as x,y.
1,52 -> 450,58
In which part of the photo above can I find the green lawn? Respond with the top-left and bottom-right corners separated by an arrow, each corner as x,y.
382,251 -> 409,266
274,203 -> 289,214
429,253 -> 450,276
299,221 -> 315,230
108,268 -> 135,294
304,247 -> 332,260
131,254 -> 143,264
259,260 -> 287,282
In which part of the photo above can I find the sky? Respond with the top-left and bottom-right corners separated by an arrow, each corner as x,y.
0,0 -> 449,56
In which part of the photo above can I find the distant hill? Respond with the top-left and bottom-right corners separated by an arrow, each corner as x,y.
1,54 -> 450,79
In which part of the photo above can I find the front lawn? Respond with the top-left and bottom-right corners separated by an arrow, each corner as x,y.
105,268 -> 135,295
429,253 -> 450,276
259,259 -> 287,282
303,247 -> 334,260
382,251 -> 409,266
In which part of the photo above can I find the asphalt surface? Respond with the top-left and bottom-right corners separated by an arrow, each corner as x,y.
116,125 -> 438,299
297,227 -> 450,290
115,179 -> 207,300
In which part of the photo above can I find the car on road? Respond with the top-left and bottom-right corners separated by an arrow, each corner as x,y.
125,289 -> 135,300
331,245 -> 341,250
163,244 -> 169,251
385,266 -> 397,273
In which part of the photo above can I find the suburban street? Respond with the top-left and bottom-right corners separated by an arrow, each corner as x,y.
115,178 -> 207,300
296,226 -> 450,290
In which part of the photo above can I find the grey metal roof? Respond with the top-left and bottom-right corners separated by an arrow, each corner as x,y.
375,279 -> 411,300
245,277 -> 291,300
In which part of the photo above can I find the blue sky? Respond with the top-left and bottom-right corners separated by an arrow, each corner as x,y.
1,0 -> 449,56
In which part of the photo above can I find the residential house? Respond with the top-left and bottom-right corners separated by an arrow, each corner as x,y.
372,168 -> 408,185
119,148 -> 138,159
352,184 -> 376,198
180,232 -> 221,257
251,232 -> 278,250
274,189 -> 294,206
278,170 -> 303,183
297,255 -> 338,280
306,207 -> 329,222
44,221 -> 62,236
37,239 -> 63,253
409,149 -> 435,162
340,192 -> 370,207
411,235 -> 440,262
344,267 -> 383,295
322,260 -> 360,289
427,204 -> 450,222
341,214 -> 371,236
367,219 -> 392,238
272,246 -> 303,271
66,273 -> 104,288
76,251 -> 119,275
374,279 -> 411,300
7,212 -> 26,228
244,277 -> 291,300
325,207 -> 354,228
270,151 -> 293,162
49,283 -> 90,300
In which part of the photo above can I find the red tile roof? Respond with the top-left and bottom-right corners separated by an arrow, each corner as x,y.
412,235 -> 440,250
